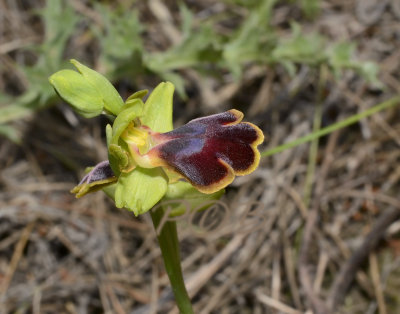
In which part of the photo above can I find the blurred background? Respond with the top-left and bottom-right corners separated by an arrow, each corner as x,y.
1,0 -> 400,313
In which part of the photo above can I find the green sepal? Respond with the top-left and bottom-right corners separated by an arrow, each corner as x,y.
162,181 -> 225,217
106,124 -> 113,148
71,177 -> 117,198
141,82 -> 174,132
115,167 -> 168,216
70,166 -> 117,198
49,69 -> 104,118
107,100 -> 144,174
126,89 -> 148,103
49,59 -> 124,117
70,59 -> 124,115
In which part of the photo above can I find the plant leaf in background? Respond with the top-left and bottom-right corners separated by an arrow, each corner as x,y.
1,0 -> 381,143
270,22 -> 325,75
145,24 -> 219,73
222,0 -> 278,78
144,3 -> 221,97
300,0 -> 320,18
18,0 -> 80,106
327,42 -> 381,86
0,0 -> 79,141
0,124 -> 21,144
93,3 -> 144,78
0,91 -> 39,125
38,1 -> 79,67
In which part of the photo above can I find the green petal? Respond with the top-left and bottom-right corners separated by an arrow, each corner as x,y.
107,100 -> 144,174
106,124 -> 113,148
70,59 -> 124,115
110,99 -> 144,145
126,89 -> 148,103
114,167 -> 168,216
103,183 -> 116,201
141,82 -> 174,133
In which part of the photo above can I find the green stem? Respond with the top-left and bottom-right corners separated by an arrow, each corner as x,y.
303,65 -> 326,207
260,96 -> 400,158
150,207 -> 194,314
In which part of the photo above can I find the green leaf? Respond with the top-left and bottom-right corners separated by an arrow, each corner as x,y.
326,43 -> 381,86
37,1 -> 80,67
223,0 -> 278,75
0,89 -> 51,125
162,181 -> 225,217
271,22 -> 325,65
70,59 -> 124,115
141,82 -> 174,133
115,167 -> 168,215
179,2 -> 193,37
2,1 -> 80,124
0,104 -> 33,125
0,124 -> 21,143
93,3 -> 143,73
145,16 -> 221,74
327,42 -> 354,77
300,0 -> 320,18
49,69 -> 104,118
357,62 -> 381,87
146,33 -> 220,73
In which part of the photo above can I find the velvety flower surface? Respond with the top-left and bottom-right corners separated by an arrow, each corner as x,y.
145,109 -> 264,193
71,160 -> 116,198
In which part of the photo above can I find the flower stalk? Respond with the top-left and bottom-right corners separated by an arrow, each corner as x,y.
150,207 -> 194,314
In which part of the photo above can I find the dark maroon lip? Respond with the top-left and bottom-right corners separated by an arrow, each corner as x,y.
151,110 -> 264,193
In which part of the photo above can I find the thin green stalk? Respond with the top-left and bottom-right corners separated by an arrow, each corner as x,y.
303,66 -> 326,207
150,207 -> 194,314
261,96 -> 400,158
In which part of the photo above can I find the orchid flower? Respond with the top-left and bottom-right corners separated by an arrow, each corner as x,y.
50,60 -> 264,216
